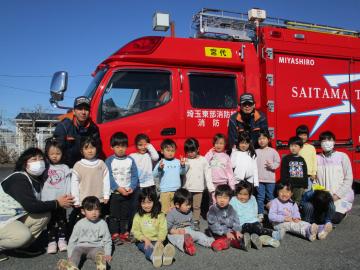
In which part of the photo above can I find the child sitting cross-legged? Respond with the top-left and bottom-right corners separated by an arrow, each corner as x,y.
207,184 -> 250,251
131,187 -> 175,268
167,188 -> 214,256
230,181 -> 285,250
57,196 -> 112,270
269,183 -> 318,242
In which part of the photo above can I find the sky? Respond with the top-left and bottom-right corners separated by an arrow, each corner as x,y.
1,0 -> 360,129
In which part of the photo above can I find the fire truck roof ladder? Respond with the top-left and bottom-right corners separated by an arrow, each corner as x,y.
192,8 -> 257,41
192,8 -> 359,40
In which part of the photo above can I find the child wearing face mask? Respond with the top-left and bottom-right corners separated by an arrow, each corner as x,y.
314,131 -> 354,224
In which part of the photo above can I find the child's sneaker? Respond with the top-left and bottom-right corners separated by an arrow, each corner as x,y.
250,234 -> 262,249
211,238 -> 230,251
162,243 -> 175,266
259,235 -> 280,248
242,233 -> 251,251
193,221 -> 200,231
57,259 -> 79,270
152,242 -> 164,268
272,228 -> 286,241
318,223 -> 333,240
258,213 -> 264,223
307,223 -> 318,242
95,251 -> 107,270
119,232 -> 131,243
111,233 -> 123,245
184,234 -> 196,256
58,238 -> 67,252
47,241 -> 57,254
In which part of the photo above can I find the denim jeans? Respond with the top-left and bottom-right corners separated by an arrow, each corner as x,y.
257,183 -> 275,214
136,241 -> 155,261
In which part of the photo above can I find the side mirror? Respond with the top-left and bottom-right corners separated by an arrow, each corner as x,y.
49,71 -> 72,109
50,71 -> 68,101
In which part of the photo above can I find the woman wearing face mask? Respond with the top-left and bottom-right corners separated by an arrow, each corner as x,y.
315,131 -> 354,224
0,148 -> 74,262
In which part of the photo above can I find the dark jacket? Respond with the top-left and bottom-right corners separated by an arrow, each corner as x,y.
227,110 -> 268,149
2,172 -> 57,214
280,154 -> 308,188
53,118 -> 100,168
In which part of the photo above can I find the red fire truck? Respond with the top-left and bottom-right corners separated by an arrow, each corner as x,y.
49,8 -> 360,181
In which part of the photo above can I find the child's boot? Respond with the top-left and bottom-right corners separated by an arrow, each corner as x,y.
306,223 -> 318,242
250,234 -> 262,249
259,235 -> 280,248
95,251 -> 107,270
241,233 -> 251,251
184,234 -> 196,256
162,243 -> 175,266
317,223 -> 333,240
152,242 -> 164,268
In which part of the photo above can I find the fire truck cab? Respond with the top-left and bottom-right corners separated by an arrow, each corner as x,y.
49,8 -> 360,181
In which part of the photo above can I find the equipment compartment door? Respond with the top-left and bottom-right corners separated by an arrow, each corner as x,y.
274,54 -> 352,143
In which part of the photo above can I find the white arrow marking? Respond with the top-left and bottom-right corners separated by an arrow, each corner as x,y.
290,100 -> 356,137
324,73 -> 360,88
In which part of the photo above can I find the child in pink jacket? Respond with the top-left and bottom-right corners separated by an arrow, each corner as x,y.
205,134 -> 235,203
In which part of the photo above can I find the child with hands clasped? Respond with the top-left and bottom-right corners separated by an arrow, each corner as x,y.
280,136 -> 308,204
57,196 -> 111,270
105,132 -> 139,244
207,184 -> 250,252
255,129 -> 280,221
131,188 -> 175,268
269,183 -> 318,242
205,134 -> 235,202
130,133 -> 159,190
183,138 -> 215,230
230,132 -> 258,189
153,139 -> 187,214
167,188 -> 214,255
230,181 -> 284,250
70,136 -> 110,226
41,138 -> 72,254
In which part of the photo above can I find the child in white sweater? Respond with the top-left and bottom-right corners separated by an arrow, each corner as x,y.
230,132 -> 258,189
183,138 -> 215,231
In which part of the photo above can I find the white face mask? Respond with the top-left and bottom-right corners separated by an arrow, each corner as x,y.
321,140 -> 335,152
27,160 -> 46,176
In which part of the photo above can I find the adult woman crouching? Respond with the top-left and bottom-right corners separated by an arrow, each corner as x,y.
0,148 -> 74,262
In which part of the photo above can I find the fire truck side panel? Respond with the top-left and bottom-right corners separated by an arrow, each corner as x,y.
273,54 -> 351,141
350,61 -> 360,181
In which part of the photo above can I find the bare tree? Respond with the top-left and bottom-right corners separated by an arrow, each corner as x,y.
17,105 -> 49,148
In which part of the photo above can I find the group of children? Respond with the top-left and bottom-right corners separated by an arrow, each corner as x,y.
39,125 -> 337,269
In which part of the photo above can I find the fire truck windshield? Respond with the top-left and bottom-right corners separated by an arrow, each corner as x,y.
83,68 -> 107,98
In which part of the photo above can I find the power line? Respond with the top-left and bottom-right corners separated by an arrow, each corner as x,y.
0,74 -> 89,78
0,82 -> 76,98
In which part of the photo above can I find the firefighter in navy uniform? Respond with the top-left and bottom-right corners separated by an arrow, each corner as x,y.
53,96 -> 100,168
228,93 -> 268,150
